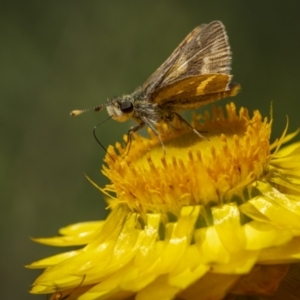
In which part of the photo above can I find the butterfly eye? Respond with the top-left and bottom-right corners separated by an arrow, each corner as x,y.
119,101 -> 134,114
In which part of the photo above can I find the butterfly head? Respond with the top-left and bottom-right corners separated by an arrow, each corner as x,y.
106,95 -> 134,122
70,95 -> 134,123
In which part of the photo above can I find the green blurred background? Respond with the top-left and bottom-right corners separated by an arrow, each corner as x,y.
1,1 -> 300,299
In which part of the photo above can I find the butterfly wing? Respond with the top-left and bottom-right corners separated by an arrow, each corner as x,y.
153,76 -> 240,110
139,24 -> 207,97
139,21 -> 237,107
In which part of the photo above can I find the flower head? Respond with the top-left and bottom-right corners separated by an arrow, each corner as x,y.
27,103 -> 300,300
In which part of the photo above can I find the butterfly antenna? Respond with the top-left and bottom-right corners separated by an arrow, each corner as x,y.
93,116 -> 115,162
70,103 -> 107,117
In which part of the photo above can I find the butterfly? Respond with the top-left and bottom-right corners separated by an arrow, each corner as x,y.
71,21 -> 240,154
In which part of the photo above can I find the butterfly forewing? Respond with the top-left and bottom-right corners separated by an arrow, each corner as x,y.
141,21 -> 232,104
140,25 -> 206,97
158,22 -> 231,86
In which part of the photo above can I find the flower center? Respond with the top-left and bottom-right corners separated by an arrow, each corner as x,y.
102,103 -> 271,215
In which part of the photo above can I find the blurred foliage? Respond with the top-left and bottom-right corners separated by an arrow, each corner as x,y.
1,1 -> 300,299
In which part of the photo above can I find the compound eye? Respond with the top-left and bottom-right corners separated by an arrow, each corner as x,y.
119,101 -> 134,114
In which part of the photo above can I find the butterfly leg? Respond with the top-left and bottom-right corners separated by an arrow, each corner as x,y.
173,113 -> 207,140
141,117 -> 166,155
124,122 -> 145,156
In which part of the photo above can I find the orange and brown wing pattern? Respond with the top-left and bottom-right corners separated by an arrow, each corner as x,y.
140,21 -> 233,102
152,74 -> 240,110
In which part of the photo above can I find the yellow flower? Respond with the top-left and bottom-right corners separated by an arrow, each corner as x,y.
27,103 -> 300,300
